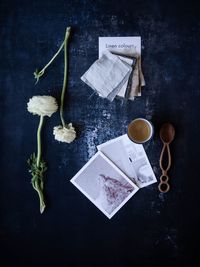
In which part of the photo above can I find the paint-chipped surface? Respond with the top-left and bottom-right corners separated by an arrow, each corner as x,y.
0,0 -> 200,266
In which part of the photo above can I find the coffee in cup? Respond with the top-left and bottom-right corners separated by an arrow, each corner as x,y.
127,118 -> 153,144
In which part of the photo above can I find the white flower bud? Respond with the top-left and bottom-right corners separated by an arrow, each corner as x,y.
27,95 -> 58,117
53,123 -> 76,143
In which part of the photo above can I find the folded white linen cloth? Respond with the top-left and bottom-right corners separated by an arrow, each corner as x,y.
81,51 -> 132,101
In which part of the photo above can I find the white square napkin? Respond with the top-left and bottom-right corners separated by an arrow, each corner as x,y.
81,51 -> 132,101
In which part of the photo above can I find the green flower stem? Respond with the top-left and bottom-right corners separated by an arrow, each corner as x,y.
36,115 -> 44,167
34,40 -> 65,83
34,115 -> 46,213
33,180 -> 46,214
60,27 -> 71,127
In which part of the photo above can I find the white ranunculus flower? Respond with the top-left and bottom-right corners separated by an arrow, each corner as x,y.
27,95 -> 58,117
53,123 -> 76,143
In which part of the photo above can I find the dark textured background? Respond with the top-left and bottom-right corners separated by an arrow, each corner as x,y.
0,0 -> 200,266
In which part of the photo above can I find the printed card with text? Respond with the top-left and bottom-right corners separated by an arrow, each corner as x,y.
99,36 -> 141,58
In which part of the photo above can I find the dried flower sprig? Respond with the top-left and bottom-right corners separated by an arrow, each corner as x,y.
27,95 -> 58,213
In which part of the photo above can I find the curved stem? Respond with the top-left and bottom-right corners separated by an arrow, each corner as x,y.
40,41 -> 65,72
60,27 -> 71,127
34,40 -> 65,83
36,115 -> 44,167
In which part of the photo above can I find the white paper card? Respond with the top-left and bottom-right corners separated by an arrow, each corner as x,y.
99,36 -> 141,58
71,151 -> 139,219
97,134 -> 157,188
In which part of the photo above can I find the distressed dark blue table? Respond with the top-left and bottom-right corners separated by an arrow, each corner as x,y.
0,0 -> 199,266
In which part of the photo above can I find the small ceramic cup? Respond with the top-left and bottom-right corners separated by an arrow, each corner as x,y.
127,118 -> 154,144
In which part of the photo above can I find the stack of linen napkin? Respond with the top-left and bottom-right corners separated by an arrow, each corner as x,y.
81,51 -> 136,101
81,36 -> 145,101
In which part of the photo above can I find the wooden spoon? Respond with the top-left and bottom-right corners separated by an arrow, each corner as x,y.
158,123 -> 175,193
